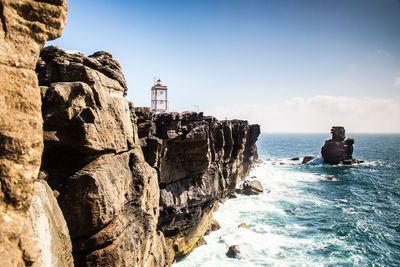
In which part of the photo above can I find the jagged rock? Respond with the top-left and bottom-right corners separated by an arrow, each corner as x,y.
228,192 -> 238,199
290,157 -> 300,161
28,180 -> 73,267
37,46 -> 128,95
205,219 -> 221,235
321,127 -> 354,164
237,180 -> 264,195
134,110 -> 260,260
226,245 -> 241,258
0,1 -> 67,265
194,236 -> 207,248
38,47 -> 134,157
37,47 -> 170,266
238,223 -> 250,229
302,156 -> 316,164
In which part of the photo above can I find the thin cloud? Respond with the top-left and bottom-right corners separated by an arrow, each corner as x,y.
394,77 -> 400,87
376,49 -> 391,57
205,96 -> 400,133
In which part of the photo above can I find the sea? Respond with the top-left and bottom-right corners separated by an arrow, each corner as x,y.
174,133 -> 400,266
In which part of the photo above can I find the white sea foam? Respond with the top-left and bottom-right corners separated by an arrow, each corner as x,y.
174,160 -> 363,266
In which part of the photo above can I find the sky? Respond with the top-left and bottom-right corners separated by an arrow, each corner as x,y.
48,0 -> 400,133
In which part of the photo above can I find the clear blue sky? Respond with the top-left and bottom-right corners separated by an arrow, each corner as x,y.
48,0 -> 400,133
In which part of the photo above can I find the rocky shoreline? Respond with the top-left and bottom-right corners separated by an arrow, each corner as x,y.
0,7 -> 261,264
36,46 -> 260,265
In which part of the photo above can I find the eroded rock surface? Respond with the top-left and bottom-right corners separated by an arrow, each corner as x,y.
37,46 -> 170,266
0,1 -> 67,265
28,180 -> 73,267
321,126 -> 354,164
236,180 -> 264,195
134,108 -> 260,260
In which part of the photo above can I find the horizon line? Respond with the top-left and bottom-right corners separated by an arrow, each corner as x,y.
260,132 -> 400,134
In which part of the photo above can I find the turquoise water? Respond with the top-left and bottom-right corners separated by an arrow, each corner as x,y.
174,133 -> 400,266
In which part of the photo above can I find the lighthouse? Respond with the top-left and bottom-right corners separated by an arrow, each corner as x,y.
151,78 -> 168,113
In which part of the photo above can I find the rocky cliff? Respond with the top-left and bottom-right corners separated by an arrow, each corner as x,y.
36,46 -> 260,265
0,3 -> 260,264
134,108 -> 260,260
37,46 -> 170,266
0,1 -> 67,266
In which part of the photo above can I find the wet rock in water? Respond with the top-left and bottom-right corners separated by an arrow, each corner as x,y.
302,156 -> 316,164
226,245 -> 241,258
238,223 -> 250,229
237,180 -> 264,195
205,219 -> 221,235
228,192 -> 238,199
290,157 -> 300,161
194,236 -> 207,248
321,126 -> 355,164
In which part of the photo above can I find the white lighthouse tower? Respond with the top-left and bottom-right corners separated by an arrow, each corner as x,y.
151,78 -> 168,113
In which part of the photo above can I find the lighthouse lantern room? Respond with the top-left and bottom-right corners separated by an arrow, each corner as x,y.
151,78 -> 168,113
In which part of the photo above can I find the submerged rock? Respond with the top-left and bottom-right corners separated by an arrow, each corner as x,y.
302,156 -> 316,164
226,245 -> 241,258
238,223 -> 250,229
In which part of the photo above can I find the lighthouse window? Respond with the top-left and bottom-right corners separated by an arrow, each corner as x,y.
158,100 -> 163,104
158,91 -> 163,95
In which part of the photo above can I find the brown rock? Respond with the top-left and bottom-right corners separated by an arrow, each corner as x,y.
302,156 -> 316,164
321,126 -> 355,164
38,47 -> 170,266
0,1 -> 67,265
238,180 -> 264,195
238,223 -> 250,229
226,245 -> 240,258
205,218 -> 221,235
28,180 -> 73,266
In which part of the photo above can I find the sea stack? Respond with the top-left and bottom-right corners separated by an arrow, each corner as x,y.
321,126 -> 354,164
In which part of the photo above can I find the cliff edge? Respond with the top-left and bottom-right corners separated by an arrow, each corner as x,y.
134,108 -> 260,260
36,46 -> 260,265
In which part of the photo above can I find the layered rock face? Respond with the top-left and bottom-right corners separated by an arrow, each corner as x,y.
0,1 -> 67,266
37,46 -> 170,266
134,108 -> 260,259
321,126 -> 354,164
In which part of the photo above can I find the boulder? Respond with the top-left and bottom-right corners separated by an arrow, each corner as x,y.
0,1 -> 67,265
321,127 -> 354,164
302,156 -> 316,164
238,223 -> 250,229
237,180 -> 264,195
205,219 -> 221,235
226,245 -> 241,259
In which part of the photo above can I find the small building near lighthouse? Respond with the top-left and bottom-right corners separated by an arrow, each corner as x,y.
151,78 -> 168,113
